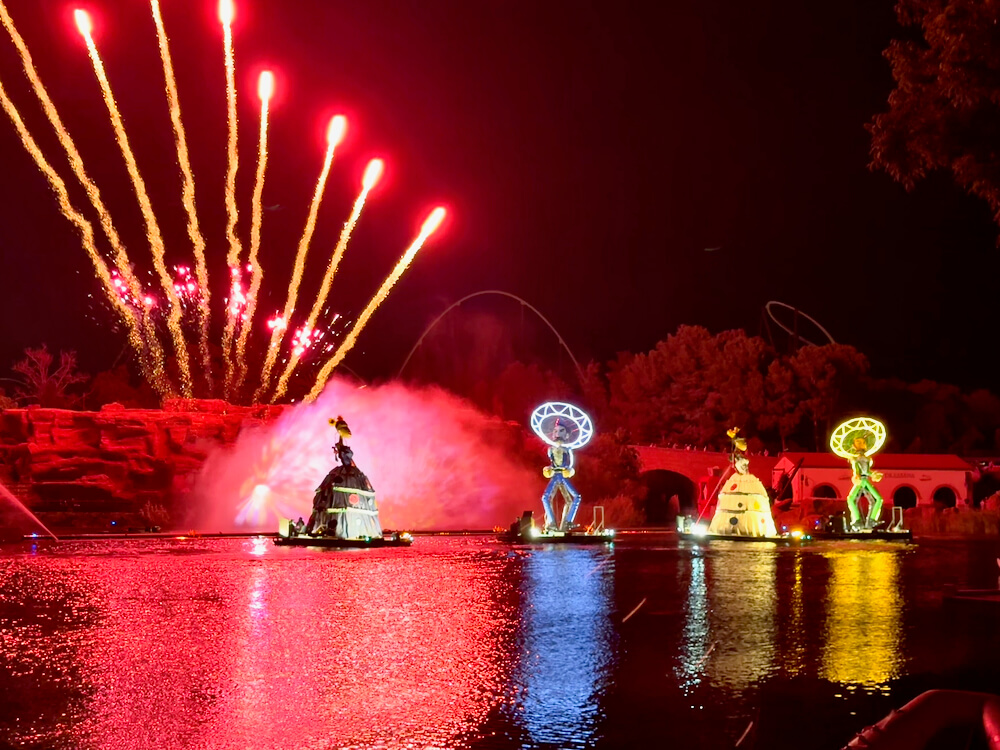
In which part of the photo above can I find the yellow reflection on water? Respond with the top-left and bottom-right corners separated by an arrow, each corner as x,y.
821,548 -> 903,691
783,551 -> 807,677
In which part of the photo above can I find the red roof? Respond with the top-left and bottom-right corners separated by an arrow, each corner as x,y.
774,452 -> 973,471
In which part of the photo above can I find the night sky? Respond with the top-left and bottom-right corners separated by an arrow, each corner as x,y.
1,0 -> 998,393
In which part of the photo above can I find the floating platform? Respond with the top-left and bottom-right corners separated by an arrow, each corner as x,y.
809,508 -> 912,542
677,529 -> 807,544
809,529 -> 912,542
274,532 -> 413,549
498,528 -> 615,545
676,516 -> 808,545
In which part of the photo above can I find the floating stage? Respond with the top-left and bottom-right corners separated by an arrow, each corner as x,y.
274,530 -> 413,549
807,507 -> 912,542
497,524 -> 615,545
808,528 -> 912,542
676,516 -> 809,545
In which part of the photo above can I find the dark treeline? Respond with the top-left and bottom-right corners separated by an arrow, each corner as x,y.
5,328 -> 1000,461
456,325 -> 1000,458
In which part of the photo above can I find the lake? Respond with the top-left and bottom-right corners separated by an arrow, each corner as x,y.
2,534 -> 999,749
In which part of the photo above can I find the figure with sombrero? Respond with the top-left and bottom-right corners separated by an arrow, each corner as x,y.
830,417 -> 887,531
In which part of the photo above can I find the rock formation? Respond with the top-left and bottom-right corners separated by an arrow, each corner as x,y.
0,400 -> 283,530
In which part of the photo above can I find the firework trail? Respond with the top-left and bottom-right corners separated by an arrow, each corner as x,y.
271,158 -> 383,401
0,2 -> 173,396
254,115 -> 346,402
231,71 -> 274,398
306,207 -> 446,402
76,10 -> 193,397
149,0 -> 212,393
0,77 -> 150,376
219,0 -> 243,393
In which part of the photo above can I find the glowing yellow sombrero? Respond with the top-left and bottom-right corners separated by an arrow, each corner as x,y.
829,417 -> 886,459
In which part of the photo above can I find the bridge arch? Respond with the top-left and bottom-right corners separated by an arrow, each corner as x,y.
641,469 -> 699,522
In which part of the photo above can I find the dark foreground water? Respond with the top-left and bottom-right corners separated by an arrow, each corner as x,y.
2,534 -> 1000,750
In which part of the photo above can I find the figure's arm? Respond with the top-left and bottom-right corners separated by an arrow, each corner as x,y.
564,448 -> 576,478
543,447 -> 555,478
870,457 -> 883,482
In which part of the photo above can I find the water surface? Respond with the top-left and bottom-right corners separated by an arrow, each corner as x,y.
1,535 -> 999,749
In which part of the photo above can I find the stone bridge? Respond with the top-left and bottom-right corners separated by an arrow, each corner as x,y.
631,446 -> 780,523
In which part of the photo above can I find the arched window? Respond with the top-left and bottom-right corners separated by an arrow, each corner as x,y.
813,484 -> 838,499
932,486 -> 957,509
893,486 -> 918,510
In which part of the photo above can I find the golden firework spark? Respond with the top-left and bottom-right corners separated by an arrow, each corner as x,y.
76,9 -> 193,397
231,70 -> 274,398
306,207 -> 446,402
219,0 -> 243,394
270,158 -> 383,401
0,77 -> 156,390
149,0 -> 212,393
254,114 -> 346,402
0,2 -> 173,396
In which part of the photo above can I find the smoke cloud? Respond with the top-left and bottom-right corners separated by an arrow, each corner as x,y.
191,378 -> 542,531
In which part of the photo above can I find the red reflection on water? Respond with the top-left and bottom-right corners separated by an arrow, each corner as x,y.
22,539 -> 515,749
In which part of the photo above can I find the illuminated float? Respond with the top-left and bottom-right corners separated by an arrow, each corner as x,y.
499,402 -> 614,544
275,416 -> 412,548
812,417 -> 910,541
678,428 -> 803,543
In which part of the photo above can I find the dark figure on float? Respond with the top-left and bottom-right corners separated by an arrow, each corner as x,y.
304,415 -> 382,539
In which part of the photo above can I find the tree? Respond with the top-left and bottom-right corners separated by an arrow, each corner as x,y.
10,345 -> 89,408
869,0 -> 1000,229
789,344 -> 869,450
88,365 -> 159,409
607,326 -> 771,447
575,428 -> 643,503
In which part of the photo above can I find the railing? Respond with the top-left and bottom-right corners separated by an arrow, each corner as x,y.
591,506 -> 605,534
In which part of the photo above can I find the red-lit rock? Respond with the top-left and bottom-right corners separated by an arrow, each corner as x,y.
0,400 -> 285,530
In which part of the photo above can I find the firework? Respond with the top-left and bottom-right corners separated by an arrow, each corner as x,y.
149,0 -> 213,393
0,2 -> 174,396
306,207 -> 446,401
2,3 -> 447,405
271,157 -> 383,401
0,77 -> 153,386
231,70 -> 274,398
76,10 -> 193,397
254,115 -> 347,402
219,0 -> 243,393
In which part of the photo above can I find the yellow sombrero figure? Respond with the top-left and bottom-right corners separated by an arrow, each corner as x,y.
830,417 -> 887,531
